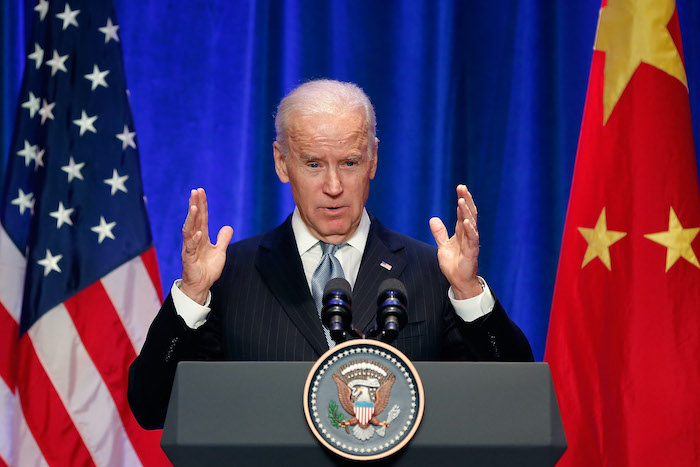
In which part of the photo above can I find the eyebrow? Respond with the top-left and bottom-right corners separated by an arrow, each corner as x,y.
298,152 -> 364,161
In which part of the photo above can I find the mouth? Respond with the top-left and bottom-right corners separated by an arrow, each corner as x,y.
321,206 -> 347,214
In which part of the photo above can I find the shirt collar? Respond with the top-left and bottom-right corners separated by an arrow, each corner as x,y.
291,207 -> 371,255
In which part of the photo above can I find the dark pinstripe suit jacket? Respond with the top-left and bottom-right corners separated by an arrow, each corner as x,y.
128,214 -> 533,429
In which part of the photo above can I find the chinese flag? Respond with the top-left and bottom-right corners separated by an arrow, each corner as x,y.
544,1 -> 700,466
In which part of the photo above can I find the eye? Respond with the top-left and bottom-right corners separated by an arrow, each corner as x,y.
343,157 -> 362,168
307,161 -> 320,168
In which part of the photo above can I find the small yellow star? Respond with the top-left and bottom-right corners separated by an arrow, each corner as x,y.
594,0 -> 687,124
578,208 -> 627,270
644,207 -> 700,272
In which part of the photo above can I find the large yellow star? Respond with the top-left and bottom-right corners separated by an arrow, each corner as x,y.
594,0 -> 687,124
644,207 -> 700,271
578,207 -> 627,270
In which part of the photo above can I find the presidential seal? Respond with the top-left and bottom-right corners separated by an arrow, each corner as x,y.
303,339 -> 424,461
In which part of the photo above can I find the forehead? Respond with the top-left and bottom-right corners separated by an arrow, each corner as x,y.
287,109 -> 368,151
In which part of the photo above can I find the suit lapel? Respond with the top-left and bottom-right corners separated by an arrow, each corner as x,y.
255,217 -> 329,356
352,216 -> 407,334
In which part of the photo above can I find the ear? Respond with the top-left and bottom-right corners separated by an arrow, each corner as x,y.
369,137 -> 379,179
273,142 -> 290,183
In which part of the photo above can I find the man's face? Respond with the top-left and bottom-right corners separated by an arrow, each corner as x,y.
273,109 -> 378,244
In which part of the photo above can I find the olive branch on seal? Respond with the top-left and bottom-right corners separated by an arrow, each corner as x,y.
328,400 -> 345,429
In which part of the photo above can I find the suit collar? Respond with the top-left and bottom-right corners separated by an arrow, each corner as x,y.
256,216 -> 329,356
255,213 -> 408,354
351,212 -> 407,333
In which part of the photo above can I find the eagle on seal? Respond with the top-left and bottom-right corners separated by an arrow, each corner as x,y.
332,363 -> 396,431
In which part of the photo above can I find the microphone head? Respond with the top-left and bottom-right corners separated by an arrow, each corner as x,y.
322,277 -> 353,342
377,278 -> 407,307
323,277 -> 352,303
376,278 -> 408,343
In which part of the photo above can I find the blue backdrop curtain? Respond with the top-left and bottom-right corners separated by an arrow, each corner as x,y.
3,0 -> 700,360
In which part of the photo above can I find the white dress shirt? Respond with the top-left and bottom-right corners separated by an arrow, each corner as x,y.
171,207 -> 496,329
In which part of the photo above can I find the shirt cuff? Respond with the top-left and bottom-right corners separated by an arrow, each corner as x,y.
171,279 -> 211,329
448,276 -> 496,323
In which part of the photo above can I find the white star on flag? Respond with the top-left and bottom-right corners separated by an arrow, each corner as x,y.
38,99 -> 55,125
45,50 -> 69,76
17,140 -> 37,166
49,202 -> 75,229
73,110 -> 98,136
56,3 -> 80,30
84,64 -> 109,90
22,91 -> 41,118
104,169 -> 129,195
91,216 -> 117,243
37,249 -> 63,276
34,0 -> 49,21
61,156 -> 86,182
28,43 -> 44,69
34,148 -> 45,171
11,188 -> 35,215
99,18 -> 120,43
116,125 -> 136,150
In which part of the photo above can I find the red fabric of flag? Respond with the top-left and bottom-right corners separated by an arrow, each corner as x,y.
545,1 -> 700,466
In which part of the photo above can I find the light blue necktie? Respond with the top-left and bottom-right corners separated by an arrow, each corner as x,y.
311,242 -> 345,348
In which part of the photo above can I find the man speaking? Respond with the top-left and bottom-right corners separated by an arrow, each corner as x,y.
128,80 -> 533,429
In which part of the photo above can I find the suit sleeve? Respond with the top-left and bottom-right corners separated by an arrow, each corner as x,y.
440,290 -> 534,362
127,293 -> 223,429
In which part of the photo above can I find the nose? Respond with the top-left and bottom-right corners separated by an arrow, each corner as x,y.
323,167 -> 342,196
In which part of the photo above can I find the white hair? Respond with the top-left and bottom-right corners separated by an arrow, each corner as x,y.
274,79 -> 377,158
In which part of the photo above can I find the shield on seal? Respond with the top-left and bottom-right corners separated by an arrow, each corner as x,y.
354,400 -> 374,426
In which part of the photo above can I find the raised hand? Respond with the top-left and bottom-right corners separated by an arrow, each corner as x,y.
429,184 -> 482,300
179,188 -> 233,304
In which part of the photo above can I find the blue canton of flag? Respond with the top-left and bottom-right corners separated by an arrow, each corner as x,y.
0,1 -> 168,465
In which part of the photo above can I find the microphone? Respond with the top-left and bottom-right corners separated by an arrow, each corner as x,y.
321,278 -> 353,343
375,278 -> 408,343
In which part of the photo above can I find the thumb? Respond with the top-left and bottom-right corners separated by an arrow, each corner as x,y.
429,217 -> 449,247
215,226 -> 234,250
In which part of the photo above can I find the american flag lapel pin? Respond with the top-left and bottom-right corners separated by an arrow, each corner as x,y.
380,261 -> 392,271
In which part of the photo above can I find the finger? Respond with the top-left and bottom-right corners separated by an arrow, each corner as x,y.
195,188 -> 210,239
182,203 -> 199,240
215,226 -> 234,250
198,187 -> 209,234
455,204 -> 464,243
184,188 -> 200,227
455,196 -> 476,244
188,188 -> 197,209
456,183 -> 477,212
458,197 -> 476,228
461,218 -> 479,250
429,217 -> 449,247
462,187 -> 478,224
183,230 -> 203,256
456,184 -> 468,202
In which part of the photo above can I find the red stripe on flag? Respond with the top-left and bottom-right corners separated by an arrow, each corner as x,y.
140,248 -> 164,302
0,303 -> 18,391
64,282 -> 170,466
17,336 -> 95,467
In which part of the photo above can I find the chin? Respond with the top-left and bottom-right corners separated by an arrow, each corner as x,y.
317,221 -> 352,239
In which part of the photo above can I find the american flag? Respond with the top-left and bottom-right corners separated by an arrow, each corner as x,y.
0,1 -> 168,465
